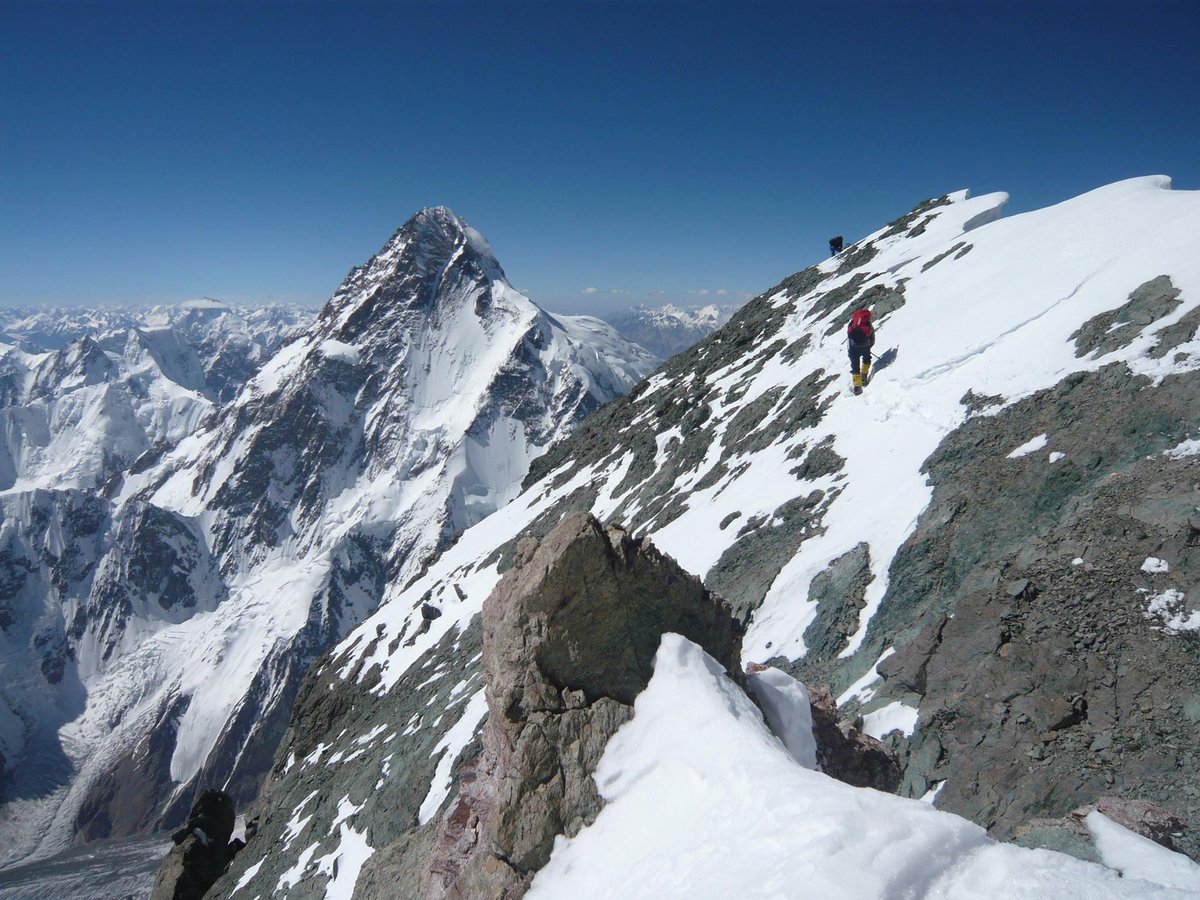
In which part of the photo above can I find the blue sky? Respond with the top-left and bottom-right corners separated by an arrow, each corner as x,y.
2,0 -> 1197,314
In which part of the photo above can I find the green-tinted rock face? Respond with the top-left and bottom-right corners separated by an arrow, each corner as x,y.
791,362 -> 1200,860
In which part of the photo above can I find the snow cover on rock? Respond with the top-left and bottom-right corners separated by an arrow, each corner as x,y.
276,176 -> 1200,897
1007,433 -> 1049,458
1164,437 -> 1200,459
1143,589 -> 1200,633
339,175 -> 1200,680
0,209 -> 655,866
1086,810 -> 1200,892
528,635 -> 1196,899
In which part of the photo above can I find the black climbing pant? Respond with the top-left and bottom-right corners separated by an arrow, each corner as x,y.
849,344 -> 871,374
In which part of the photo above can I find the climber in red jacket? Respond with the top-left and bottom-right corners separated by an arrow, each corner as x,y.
847,308 -> 875,395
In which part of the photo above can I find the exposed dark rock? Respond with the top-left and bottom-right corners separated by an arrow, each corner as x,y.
804,273 -> 870,326
806,684 -> 901,793
816,362 -> 1200,859
877,195 -> 953,241
424,512 -> 744,897
823,282 -> 906,337
960,388 -> 1003,415
789,435 -> 845,481
835,243 -> 879,275
1071,275 -> 1181,358
1150,302 -> 1200,359
149,790 -> 235,900
921,242 -> 968,273
800,543 -> 873,666
708,490 -> 832,621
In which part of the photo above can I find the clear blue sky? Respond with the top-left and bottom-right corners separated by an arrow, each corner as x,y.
2,0 -> 1197,314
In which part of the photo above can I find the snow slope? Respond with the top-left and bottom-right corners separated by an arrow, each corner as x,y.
528,635 -> 1199,899
240,175 -> 1200,897
338,175 -> 1200,688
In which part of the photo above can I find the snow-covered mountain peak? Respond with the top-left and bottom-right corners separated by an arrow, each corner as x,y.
0,210 -> 657,868
321,206 -> 517,350
408,205 -> 492,256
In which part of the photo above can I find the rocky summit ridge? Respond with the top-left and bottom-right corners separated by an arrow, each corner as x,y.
215,176 -> 1200,897
0,208 -> 655,869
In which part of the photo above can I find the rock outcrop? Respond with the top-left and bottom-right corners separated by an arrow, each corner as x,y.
216,512 -> 745,899
414,511 -> 745,897
149,789 -> 238,900
801,363 -> 1200,859
805,684 -> 901,793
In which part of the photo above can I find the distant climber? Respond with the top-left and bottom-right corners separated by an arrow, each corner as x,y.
847,308 -> 875,395
829,236 -> 844,256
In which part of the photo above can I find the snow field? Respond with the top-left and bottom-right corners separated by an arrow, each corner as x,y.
528,635 -> 1199,899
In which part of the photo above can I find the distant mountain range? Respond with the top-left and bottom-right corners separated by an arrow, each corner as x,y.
0,300 -> 315,402
599,302 -> 741,358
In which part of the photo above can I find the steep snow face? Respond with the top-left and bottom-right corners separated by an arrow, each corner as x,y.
233,176 -> 1200,898
0,208 -> 655,866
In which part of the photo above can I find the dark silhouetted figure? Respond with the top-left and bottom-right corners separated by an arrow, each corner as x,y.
829,235 -> 844,256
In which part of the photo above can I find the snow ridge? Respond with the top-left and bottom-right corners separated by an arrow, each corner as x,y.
294,176 -> 1200,896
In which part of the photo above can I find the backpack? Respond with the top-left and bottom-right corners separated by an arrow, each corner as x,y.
847,309 -> 873,343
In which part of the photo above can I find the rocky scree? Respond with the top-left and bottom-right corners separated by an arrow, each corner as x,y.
789,360 -> 1200,860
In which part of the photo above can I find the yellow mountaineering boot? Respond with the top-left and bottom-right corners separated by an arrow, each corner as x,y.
852,371 -> 863,394
861,359 -> 871,383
